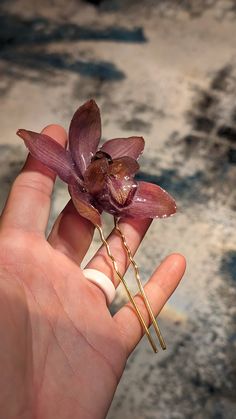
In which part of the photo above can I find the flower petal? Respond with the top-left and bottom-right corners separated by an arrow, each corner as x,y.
69,100 -> 101,175
17,129 -> 76,183
109,156 -> 139,179
100,136 -> 144,160
69,184 -> 102,226
119,181 -> 177,218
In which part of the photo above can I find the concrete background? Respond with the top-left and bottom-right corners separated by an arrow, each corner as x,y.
0,1 -> 236,418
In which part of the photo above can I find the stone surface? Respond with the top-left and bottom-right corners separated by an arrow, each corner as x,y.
0,1 -> 236,418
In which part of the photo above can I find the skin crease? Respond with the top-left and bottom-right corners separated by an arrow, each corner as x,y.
0,125 -> 186,419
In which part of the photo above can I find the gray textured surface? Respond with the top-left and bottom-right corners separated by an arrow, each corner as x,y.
0,1 -> 236,418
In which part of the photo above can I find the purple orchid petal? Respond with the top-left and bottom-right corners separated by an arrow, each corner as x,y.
118,181 -> 177,219
69,184 -> 102,226
69,100 -> 101,176
100,136 -> 144,160
109,156 -> 139,179
17,129 -> 76,183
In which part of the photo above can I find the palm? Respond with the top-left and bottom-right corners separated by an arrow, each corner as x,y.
0,229 -> 126,418
0,125 -> 185,419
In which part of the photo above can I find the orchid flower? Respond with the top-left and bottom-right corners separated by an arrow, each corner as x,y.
17,100 -> 176,226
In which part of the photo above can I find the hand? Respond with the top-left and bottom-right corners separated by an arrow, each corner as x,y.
0,125 -> 186,419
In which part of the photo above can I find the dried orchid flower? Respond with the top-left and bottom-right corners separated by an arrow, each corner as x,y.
17,100 -> 176,353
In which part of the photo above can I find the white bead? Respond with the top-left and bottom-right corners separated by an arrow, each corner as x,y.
83,268 -> 116,305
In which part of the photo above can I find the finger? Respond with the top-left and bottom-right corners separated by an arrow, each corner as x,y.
1,125 -> 67,233
114,253 -> 186,356
48,200 -> 95,264
86,218 -> 152,287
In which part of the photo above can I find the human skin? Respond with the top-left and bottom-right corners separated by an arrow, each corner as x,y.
0,125 -> 186,419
